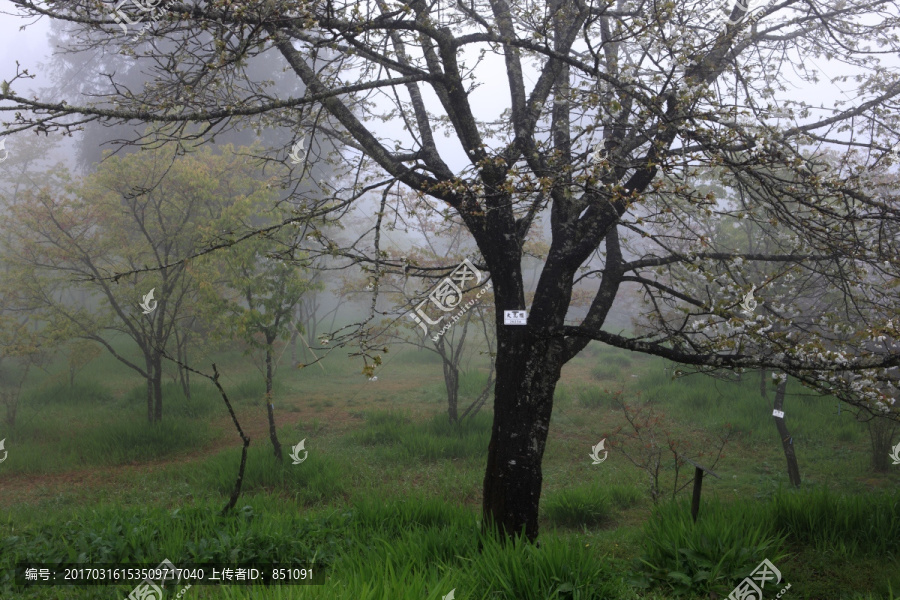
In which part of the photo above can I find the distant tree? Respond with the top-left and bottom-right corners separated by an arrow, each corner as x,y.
362,191 -> 497,425
0,302 -> 49,427
194,190 -> 320,461
0,133 -> 63,426
867,412 -> 899,472
1,145 -> 272,422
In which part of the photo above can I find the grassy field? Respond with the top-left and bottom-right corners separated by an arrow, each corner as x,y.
0,333 -> 898,599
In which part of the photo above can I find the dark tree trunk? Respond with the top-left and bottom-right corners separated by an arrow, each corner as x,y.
176,328 -> 191,400
482,332 -> 562,542
290,311 -> 298,367
152,351 -> 163,422
445,361 -> 459,424
145,353 -> 154,423
772,377 -> 800,487
265,343 -> 283,461
868,416 -> 899,472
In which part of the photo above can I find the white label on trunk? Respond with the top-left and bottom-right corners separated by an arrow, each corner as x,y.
772,409 -> 785,418
504,310 -> 527,325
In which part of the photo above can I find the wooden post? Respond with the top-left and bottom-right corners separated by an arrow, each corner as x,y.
691,466 -> 704,523
679,455 -> 720,523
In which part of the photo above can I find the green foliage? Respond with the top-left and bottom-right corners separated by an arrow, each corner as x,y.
0,500 -> 343,592
3,417 -> 211,474
767,488 -> 900,557
473,526 -> 631,600
2,380 -> 211,474
66,340 -> 102,386
608,484 -> 645,510
190,148 -> 322,369
0,495 -> 634,600
631,498 -> 789,596
632,487 -> 900,596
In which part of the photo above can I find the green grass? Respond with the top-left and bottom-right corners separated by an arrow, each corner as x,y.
0,495 -> 635,600
632,487 -> 900,596
349,409 -> 492,463
183,441 -> 348,505
1,379 -> 216,474
1,335 -> 899,599
632,496 -> 790,596
543,482 -> 618,528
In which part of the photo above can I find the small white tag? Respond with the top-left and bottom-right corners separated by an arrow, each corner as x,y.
504,310 -> 527,325
772,409 -> 785,418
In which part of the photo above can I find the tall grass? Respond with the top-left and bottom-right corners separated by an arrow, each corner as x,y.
1,494 -> 635,600
188,441 -> 348,506
633,497 -> 789,596
349,410 -> 491,462
768,487 -> 900,557
1,380 -> 215,474
633,487 -> 900,595
542,483 -> 641,529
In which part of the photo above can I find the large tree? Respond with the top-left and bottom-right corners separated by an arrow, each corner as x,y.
1,144 -> 271,422
4,0 -> 900,542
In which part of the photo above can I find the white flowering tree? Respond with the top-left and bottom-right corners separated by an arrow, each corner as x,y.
4,0 -> 900,542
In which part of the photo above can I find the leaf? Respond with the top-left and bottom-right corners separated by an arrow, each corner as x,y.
667,571 -> 693,585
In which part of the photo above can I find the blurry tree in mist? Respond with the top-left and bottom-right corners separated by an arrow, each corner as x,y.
192,174 -> 322,461
1,144 -> 283,423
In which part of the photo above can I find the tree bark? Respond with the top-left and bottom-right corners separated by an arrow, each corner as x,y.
152,350 -> 163,422
772,377 -> 800,487
145,352 -> 154,423
290,310 -> 298,367
868,416 -> 899,472
265,342 -> 283,461
445,361 -> 459,424
176,327 -> 191,400
482,333 -> 562,542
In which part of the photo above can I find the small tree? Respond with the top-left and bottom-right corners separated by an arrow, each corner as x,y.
611,389 -> 734,503
770,373 -> 801,487
195,190 -> 320,461
358,189 -> 497,425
